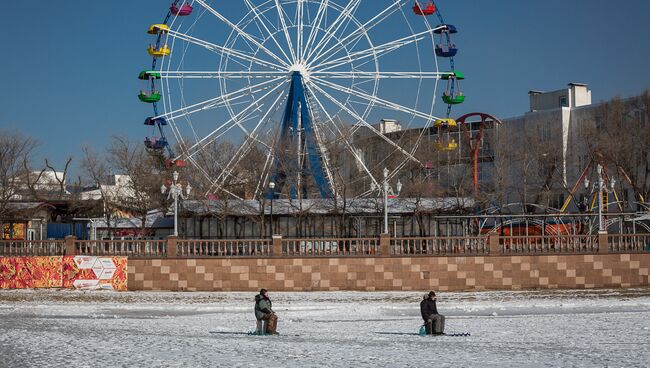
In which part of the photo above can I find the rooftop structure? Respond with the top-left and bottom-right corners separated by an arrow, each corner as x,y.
528,83 -> 592,112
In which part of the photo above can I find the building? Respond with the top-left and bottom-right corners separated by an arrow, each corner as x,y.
497,84 -> 648,212
351,84 -> 649,214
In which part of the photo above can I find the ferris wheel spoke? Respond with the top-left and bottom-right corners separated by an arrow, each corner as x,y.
189,155 -> 244,200
159,71 -> 287,79
209,90 -> 286,193
311,28 -> 439,72
296,0 -> 304,61
183,110 -> 259,161
166,29 -> 285,72
243,0 -> 293,65
309,0 -> 406,66
301,0 -> 329,62
193,0 -> 290,68
305,84 -> 380,188
254,149 -> 276,199
272,0 -> 297,63
307,81 -> 421,165
305,0 -> 362,63
183,79 -> 288,161
156,77 -> 285,121
312,76 -> 442,123
311,71 -> 442,79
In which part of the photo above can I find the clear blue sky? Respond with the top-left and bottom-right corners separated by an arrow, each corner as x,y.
1,0 -> 649,176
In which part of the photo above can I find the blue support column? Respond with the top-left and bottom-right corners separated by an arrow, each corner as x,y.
267,72 -> 332,199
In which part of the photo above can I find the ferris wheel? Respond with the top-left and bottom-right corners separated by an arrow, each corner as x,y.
138,0 -> 464,200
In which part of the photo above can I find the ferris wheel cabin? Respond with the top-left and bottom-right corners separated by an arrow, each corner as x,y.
147,44 -> 171,58
144,117 -> 167,126
170,3 -> 193,16
412,1 -> 436,16
147,24 -> 169,35
434,24 -> 458,58
441,70 -> 465,105
144,137 -> 168,150
138,91 -> 162,103
434,118 -> 458,128
138,71 -> 161,80
434,139 -> 458,151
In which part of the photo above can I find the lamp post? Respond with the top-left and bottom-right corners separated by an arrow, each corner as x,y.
372,168 -> 402,235
161,171 -> 191,237
268,181 -> 275,236
584,164 -> 615,234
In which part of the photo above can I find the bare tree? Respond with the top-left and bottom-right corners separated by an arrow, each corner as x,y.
575,92 -> 650,210
108,136 -> 166,237
81,145 -> 116,238
23,157 -> 73,202
0,130 -> 36,234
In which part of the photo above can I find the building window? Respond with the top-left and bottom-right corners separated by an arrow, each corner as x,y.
559,96 -> 568,107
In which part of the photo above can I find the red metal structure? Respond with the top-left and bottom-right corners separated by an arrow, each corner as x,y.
456,112 -> 502,195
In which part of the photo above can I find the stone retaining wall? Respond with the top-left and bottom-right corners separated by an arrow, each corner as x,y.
127,254 -> 650,291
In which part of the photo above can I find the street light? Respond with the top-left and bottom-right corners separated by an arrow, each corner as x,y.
268,181 -> 276,236
161,171 -> 191,237
584,164 -> 616,234
372,168 -> 402,235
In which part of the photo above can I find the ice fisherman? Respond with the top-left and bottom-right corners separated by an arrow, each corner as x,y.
420,291 -> 445,335
254,288 -> 279,334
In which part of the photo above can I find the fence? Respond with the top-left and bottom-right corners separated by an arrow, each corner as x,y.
282,238 -> 379,257
499,235 -> 599,255
0,240 -> 65,256
176,239 -> 272,257
2,234 -> 649,258
609,234 -> 650,253
74,240 -> 167,257
391,237 -> 489,256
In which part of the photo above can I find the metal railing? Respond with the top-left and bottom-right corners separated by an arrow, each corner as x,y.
2,234 -> 648,259
609,234 -> 650,253
499,235 -> 599,254
176,239 -> 272,257
0,240 -> 65,256
75,240 -> 168,257
282,238 -> 379,256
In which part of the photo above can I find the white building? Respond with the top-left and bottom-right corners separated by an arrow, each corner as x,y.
80,174 -> 135,201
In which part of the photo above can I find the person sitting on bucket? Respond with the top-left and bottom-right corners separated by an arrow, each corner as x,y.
420,291 -> 445,335
254,288 -> 278,335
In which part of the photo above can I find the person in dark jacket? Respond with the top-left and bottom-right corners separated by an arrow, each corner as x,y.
420,291 -> 445,335
254,288 -> 278,334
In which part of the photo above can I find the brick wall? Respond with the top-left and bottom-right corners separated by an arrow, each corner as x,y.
128,254 -> 650,291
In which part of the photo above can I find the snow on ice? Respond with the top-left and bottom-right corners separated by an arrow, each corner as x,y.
1,289 -> 649,367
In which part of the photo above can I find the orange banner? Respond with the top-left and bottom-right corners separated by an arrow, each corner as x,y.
0,256 -> 127,291
62,256 -> 128,291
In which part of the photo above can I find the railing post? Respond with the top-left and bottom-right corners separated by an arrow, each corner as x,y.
167,235 -> 178,257
65,235 -> 77,256
272,235 -> 283,257
598,231 -> 609,254
379,233 -> 391,257
488,234 -> 500,255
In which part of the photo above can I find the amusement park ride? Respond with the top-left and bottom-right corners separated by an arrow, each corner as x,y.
137,1 -> 497,200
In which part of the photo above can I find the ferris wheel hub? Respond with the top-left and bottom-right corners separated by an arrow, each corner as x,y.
288,63 -> 310,80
